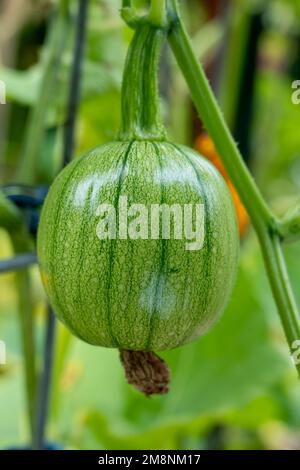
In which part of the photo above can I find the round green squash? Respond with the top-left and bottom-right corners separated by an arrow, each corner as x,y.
38,140 -> 239,351
37,22 -> 239,374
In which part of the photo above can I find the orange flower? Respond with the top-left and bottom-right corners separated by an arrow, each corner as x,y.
195,133 -> 249,237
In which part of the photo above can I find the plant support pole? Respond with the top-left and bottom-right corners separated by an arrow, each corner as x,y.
33,307 -> 56,450
63,0 -> 89,166
0,252 -> 37,274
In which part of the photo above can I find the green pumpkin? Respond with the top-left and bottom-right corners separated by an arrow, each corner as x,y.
37,24 -> 239,354
38,140 -> 238,350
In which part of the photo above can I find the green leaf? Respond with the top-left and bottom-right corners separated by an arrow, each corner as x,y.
0,66 -> 41,107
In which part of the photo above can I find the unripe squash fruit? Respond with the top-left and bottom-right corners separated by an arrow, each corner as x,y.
38,140 -> 239,351
37,23 -> 240,394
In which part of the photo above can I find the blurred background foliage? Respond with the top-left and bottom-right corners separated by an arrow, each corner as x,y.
0,0 -> 300,450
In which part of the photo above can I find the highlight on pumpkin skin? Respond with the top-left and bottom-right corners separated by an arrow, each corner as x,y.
195,133 -> 249,237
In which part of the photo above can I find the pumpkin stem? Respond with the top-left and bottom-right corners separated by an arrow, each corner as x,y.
118,23 -> 167,142
119,350 -> 170,395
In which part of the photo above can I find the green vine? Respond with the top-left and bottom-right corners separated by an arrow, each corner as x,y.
17,0 -> 71,184
149,0 -> 167,27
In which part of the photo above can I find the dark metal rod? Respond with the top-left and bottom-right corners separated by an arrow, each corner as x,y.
32,307 -> 56,450
63,0 -> 89,166
0,252 -> 37,274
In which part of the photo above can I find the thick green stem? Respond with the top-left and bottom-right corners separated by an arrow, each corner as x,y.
118,23 -> 167,141
150,0 -> 167,27
167,4 -> 300,375
260,233 -> 300,354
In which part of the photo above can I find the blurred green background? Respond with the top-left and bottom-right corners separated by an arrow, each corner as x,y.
0,0 -> 300,450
